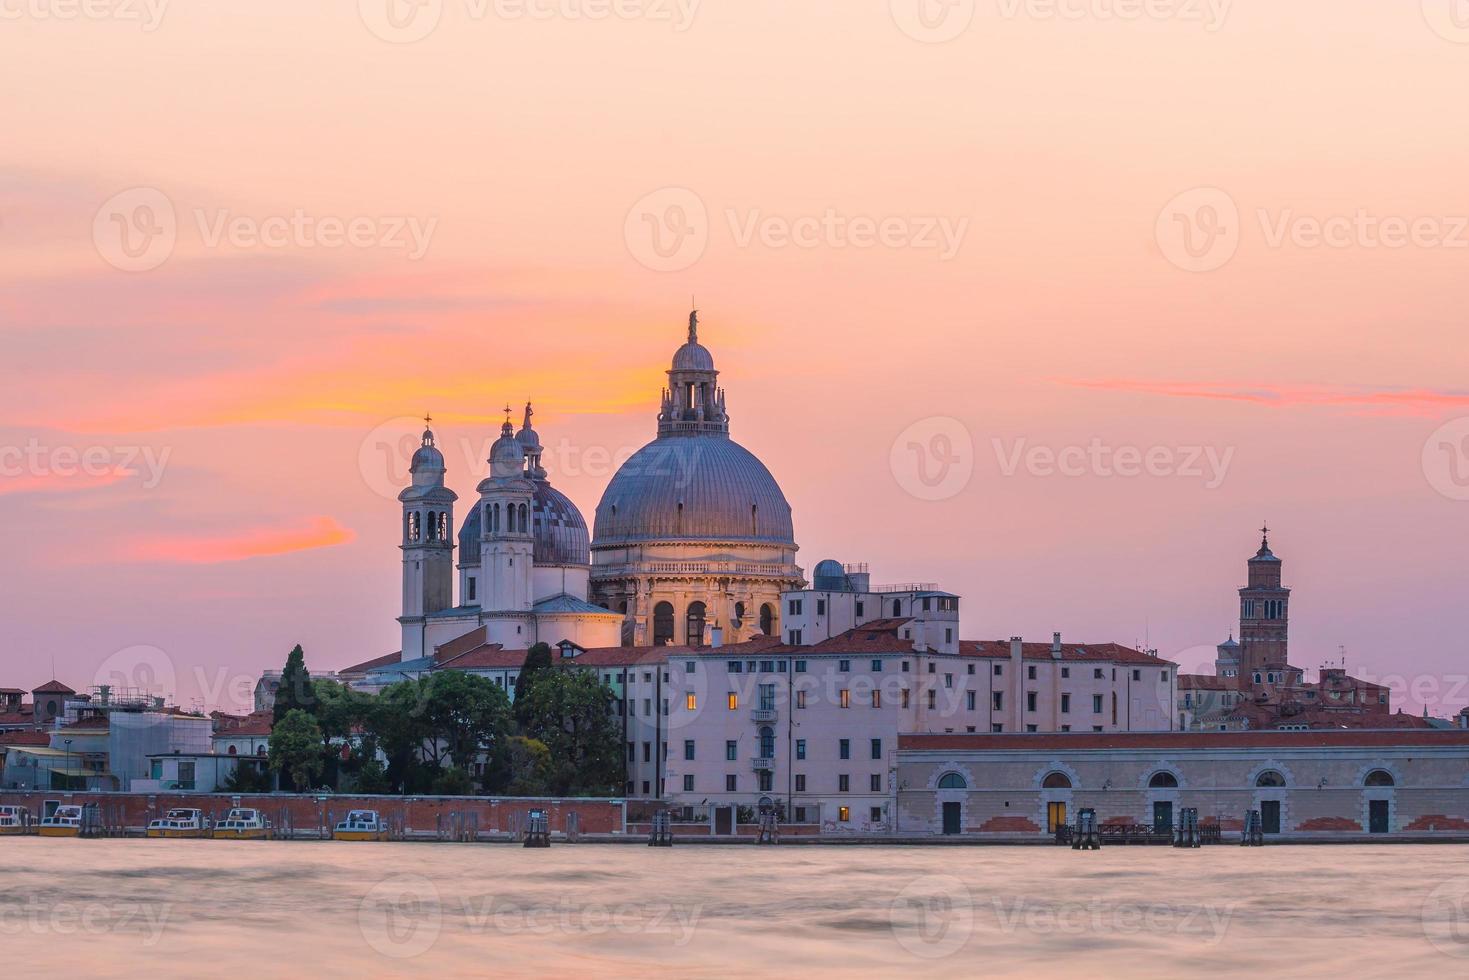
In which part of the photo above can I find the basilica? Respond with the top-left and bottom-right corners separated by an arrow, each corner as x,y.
391,311 -> 803,669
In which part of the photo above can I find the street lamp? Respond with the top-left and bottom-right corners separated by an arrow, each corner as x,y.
63,739 -> 73,791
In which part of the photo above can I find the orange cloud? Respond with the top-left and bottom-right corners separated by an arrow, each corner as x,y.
0,470 -> 134,496
1058,379 -> 1469,418
124,516 -> 355,564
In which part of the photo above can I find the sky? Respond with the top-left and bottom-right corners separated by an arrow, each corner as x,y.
2,1 -> 1468,716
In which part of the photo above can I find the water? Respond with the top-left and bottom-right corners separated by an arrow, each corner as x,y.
3,840 -> 1467,977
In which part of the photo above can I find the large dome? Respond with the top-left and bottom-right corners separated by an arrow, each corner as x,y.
459,480 -> 590,567
592,434 -> 795,547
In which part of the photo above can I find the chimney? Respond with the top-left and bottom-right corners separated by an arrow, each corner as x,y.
709,626 -> 724,649
1051,632 -> 1062,659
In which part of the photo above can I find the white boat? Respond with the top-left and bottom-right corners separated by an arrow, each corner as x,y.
212,807 -> 271,840
39,804 -> 90,838
332,809 -> 388,841
0,805 -> 32,835
146,808 -> 210,839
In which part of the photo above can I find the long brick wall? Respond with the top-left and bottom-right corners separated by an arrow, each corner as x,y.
0,791 -> 627,837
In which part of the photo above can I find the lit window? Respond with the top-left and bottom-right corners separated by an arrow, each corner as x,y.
839,689 -> 850,708
686,694 -> 697,710
727,693 -> 738,710
839,806 -> 850,822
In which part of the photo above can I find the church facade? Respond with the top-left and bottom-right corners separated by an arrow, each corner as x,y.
390,311 -> 801,676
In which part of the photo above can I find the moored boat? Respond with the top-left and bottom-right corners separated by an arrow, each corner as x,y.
0,805 -> 33,835
38,804 -> 92,838
146,808 -> 211,839
332,809 -> 388,841
212,807 -> 271,840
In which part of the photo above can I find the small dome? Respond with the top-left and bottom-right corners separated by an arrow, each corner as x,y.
409,429 -> 446,487
459,480 -> 589,567
672,341 -> 715,372
812,559 -> 847,591
489,422 -> 522,479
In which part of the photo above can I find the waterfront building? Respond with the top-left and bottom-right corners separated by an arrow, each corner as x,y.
896,728 -> 1469,838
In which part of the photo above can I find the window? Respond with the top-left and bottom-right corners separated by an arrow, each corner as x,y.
1133,669 -> 1141,681
684,660 -> 696,673
1161,671 -> 1169,681
1042,771 -> 1071,788
788,599 -> 802,615
795,739 -> 806,760
902,661 -> 910,672
992,691 -> 1003,711
944,673 -> 953,688
686,694 -> 697,710
729,661 -> 743,674
1026,724 -> 1038,732
871,806 -> 883,823
937,772 -> 966,789
1255,770 -> 1286,787
838,774 -> 850,792
794,660 -> 807,672
642,742 -> 651,763
1364,769 -> 1395,787
796,690 -> 807,709
725,740 -> 737,761
467,577 -> 477,601
993,664 -> 1003,676
1026,691 -> 1037,712
683,775 -> 694,791
795,807 -> 807,822
1148,771 -> 1179,788
871,659 -> 883,673
627,741 -> 635,761
1092,694 -> 1103,713
759,684 -> 775,711
991,723 -> 1003,732
758,770 -> 773,792
855,601 -> 864,617
902,689 -> 911,708
726,775 -> 737,791
684,740 -> 695,760
839,659 -> 851,672
1093,668 -> 1103,679
1060,694 -> 1071,714
759,726 -> 775,759
927,690 -> 936,709
788,630 -> 803,645
927,663 -> 936,674
966,691 -> 976,710
795,774 -> 806,791
816,599 -> 826,615
727,693 -> 738,710
839,806 -> 851,822
1028,665 -> 1037,680
870,738 -> 882,759
839,689 -> 851,708
1061,667 -> 1070,678
870,774 -> 882,792
839,739 -> 850,760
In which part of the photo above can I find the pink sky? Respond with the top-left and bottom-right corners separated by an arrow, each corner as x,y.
2,2 -> 1468,715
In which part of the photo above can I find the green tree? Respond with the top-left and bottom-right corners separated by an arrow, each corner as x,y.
505,735 -> 553,796
367,679 -> 435,793
272,645 -> 315,723
269,709 -> 325,792
514,668 -> 621,796
418,671 -> 512,779
222,761 -> 272,794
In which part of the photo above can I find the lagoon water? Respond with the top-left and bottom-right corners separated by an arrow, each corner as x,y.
4,839 -> 1467,977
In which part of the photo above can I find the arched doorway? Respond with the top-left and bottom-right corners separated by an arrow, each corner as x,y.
686,601 -> 707,646
653,602 -> 675,646
759,603 -> 774,636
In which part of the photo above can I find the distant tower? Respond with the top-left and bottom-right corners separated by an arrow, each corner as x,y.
658,308 -> 729,436
399,418 -> 457,662
478,407 -> 535,612
1238,525 -> 1290,679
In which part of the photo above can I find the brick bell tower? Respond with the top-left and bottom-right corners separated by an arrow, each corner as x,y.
1238,525 -> 1290,679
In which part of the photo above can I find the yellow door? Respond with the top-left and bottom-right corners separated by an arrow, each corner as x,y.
1047,802 -> 1067,833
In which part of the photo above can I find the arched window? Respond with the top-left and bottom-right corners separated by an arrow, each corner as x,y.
733,601 -> 745,629
227,745 -> 237,756
759,726 -> 775,759
1148,771 -> 1179,788
519,503 -> 528,531
426,511 -> 437,540
1364,769 -> 1395,787
686,601 -> 707,647
1042,772 -> 1072,789
653,602 -> 675,646
256,745 -> 267,757
892,599 -> 902,617
937,772 -> 966,790
1255,770 -> 1286,787
759,603 -> 774,637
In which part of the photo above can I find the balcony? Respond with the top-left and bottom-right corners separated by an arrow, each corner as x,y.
750,709 -> 778,723
751,757 -> 774,772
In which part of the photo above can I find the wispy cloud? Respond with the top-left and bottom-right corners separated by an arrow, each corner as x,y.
118,516 -> 355,564
1058,379 -> 1469,417
0,470 -> 135,497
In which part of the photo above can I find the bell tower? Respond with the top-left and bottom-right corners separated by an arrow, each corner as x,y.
398,417 -> 457,662
478,407 -> 535,612
1238,525 -> 1290,679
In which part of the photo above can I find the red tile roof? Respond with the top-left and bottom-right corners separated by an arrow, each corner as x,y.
33,680 -> 75,695
901,728 -> 1469,752
213,711 -> 274,737
0,730 -> 51,747
1179,674 -> 1233,690
432,627 -> 488,665
959,640 -> 1172,666
337,651 -> 404,675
